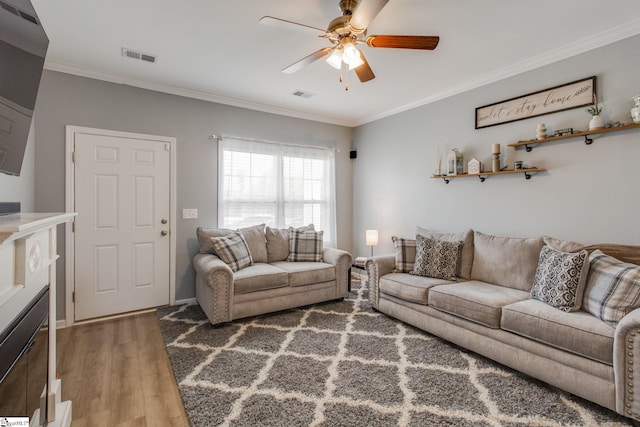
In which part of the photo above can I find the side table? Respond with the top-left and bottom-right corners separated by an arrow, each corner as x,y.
349,257 -> 368,291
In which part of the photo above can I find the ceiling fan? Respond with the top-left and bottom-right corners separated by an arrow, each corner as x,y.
260,0 -> 439,90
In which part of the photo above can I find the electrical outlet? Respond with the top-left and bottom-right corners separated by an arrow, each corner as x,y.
182,209 -> 198,219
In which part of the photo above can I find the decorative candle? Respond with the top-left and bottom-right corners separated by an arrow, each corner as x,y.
492,144 -> 500,154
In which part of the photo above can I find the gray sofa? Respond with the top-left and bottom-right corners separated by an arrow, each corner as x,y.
366,227 -> 640,421
194,224 -> 352,325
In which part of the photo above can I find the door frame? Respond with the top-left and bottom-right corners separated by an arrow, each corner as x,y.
64,125 -> 177,326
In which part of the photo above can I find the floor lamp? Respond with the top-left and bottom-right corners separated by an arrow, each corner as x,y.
366,230 -> 379,257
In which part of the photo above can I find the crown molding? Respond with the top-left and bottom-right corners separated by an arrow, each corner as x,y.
44,18 -> 640,130
42,61 -> 354,127
354,18 -> 640,126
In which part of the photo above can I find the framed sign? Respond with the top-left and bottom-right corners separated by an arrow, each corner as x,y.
475,76 -> 596,129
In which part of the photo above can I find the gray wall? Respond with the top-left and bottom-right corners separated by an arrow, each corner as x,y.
33,71 -> 353,319
352,34 -> 640,257
0,118 -> 35,211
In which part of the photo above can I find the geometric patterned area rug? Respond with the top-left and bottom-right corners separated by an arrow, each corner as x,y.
157,284 -> 632,427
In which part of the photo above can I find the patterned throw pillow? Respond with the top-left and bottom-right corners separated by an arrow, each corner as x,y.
287,228 -> 324,262
392,236 -> 416,273
210,231 -> 253,272
583,250 -> 640,327
265,224 -> 315,262
530,245 -> 589,312
410,235 -> 463,280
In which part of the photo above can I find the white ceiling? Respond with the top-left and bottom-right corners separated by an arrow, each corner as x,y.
32,0 -> 640,127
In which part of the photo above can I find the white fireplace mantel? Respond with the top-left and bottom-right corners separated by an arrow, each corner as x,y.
0,212 -> 75,426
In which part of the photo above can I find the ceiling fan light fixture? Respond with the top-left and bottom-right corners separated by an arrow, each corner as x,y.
326,48 -> 344,69
342,43 -> 362,67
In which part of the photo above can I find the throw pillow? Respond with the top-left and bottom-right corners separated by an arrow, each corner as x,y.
392,236 -> 416,273
265,224 -> 315,262
197,226 -> 233,254
410,235 -> 463,280
582,250 -> 640,327
209,231 -> 253,272
416,227 -> 473,279
582,243 -> 640,266
287,228 -> 324,262
530,245 -> 589,312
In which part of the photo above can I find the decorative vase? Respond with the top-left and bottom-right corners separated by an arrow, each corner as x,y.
631,95 -> 640,124
588,114 -> 604,131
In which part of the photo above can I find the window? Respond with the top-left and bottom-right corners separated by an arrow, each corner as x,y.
218,138 -> 336,246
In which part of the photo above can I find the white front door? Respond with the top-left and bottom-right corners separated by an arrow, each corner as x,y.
72,129 -> 172,321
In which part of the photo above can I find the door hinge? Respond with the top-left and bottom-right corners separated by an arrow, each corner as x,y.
165,143 -> 170,151
72,291 -> 75,303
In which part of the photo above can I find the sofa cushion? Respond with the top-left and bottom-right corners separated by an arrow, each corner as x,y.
392,236 -> 416,273
197,224 -> 267,263
238,224 -> 268,263
210,231 -> 253,272
470,231 -> 544,291
429,281 -> 530,328
543,236 -> 584,253
410,235 -> 463,280
501,299 -> 614,365
416,227 -> 474,279
379,273 -> 454,305
271,261 -> 335,287
583,250 -> 640,327
288,228 -> 323,262
265,224 -> 315,262
197,226 -> 232,254
530,245 -> 590,312
233,263 -> 288,294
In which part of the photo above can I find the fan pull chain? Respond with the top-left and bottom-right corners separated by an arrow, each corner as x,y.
340,61 -> 349,91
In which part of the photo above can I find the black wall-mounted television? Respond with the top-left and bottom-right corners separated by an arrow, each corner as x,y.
0,0 -> 48,176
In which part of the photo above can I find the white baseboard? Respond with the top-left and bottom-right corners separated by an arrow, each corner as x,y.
175,297 -> 197,305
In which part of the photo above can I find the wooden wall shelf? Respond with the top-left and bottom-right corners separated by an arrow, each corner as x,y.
508,123 -> 640,152
432,168 -> 545,184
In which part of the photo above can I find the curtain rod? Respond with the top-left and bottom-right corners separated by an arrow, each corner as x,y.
208,134 -> 338,151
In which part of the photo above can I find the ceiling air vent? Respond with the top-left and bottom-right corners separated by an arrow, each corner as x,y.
292,90 -> 314,99
121,47 -> 158,64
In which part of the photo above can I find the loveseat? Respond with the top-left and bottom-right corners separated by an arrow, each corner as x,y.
366,227 -> 640,421
194,224 -> 352,326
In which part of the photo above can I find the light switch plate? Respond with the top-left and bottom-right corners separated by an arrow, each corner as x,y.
182,209 -> 198,219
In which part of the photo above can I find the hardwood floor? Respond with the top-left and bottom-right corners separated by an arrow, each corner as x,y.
56,312 -> 189,427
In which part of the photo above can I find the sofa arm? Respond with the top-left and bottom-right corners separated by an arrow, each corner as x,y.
323,247 -> 352,297
365,254 -> 395,309
193,253 -> 234,325
614,307 -> 640,419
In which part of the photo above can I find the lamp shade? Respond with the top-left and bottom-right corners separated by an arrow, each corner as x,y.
365,229 -> 379,246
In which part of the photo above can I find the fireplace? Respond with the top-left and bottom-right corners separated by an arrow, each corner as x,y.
0,211 -> 75,426
0,286 -> 49,424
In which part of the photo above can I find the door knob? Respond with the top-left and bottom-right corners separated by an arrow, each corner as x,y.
161,218 -> 168,224
161,230 -> 168,236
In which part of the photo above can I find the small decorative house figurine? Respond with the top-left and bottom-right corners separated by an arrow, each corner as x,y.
468,158 -> 481,175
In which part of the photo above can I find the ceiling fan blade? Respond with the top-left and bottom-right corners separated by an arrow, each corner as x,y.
349,0 -> 390,32
259,16 -> 327,37
354,51 -> 375,83
366,35 -> 440,50
282,47 -> 333,74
